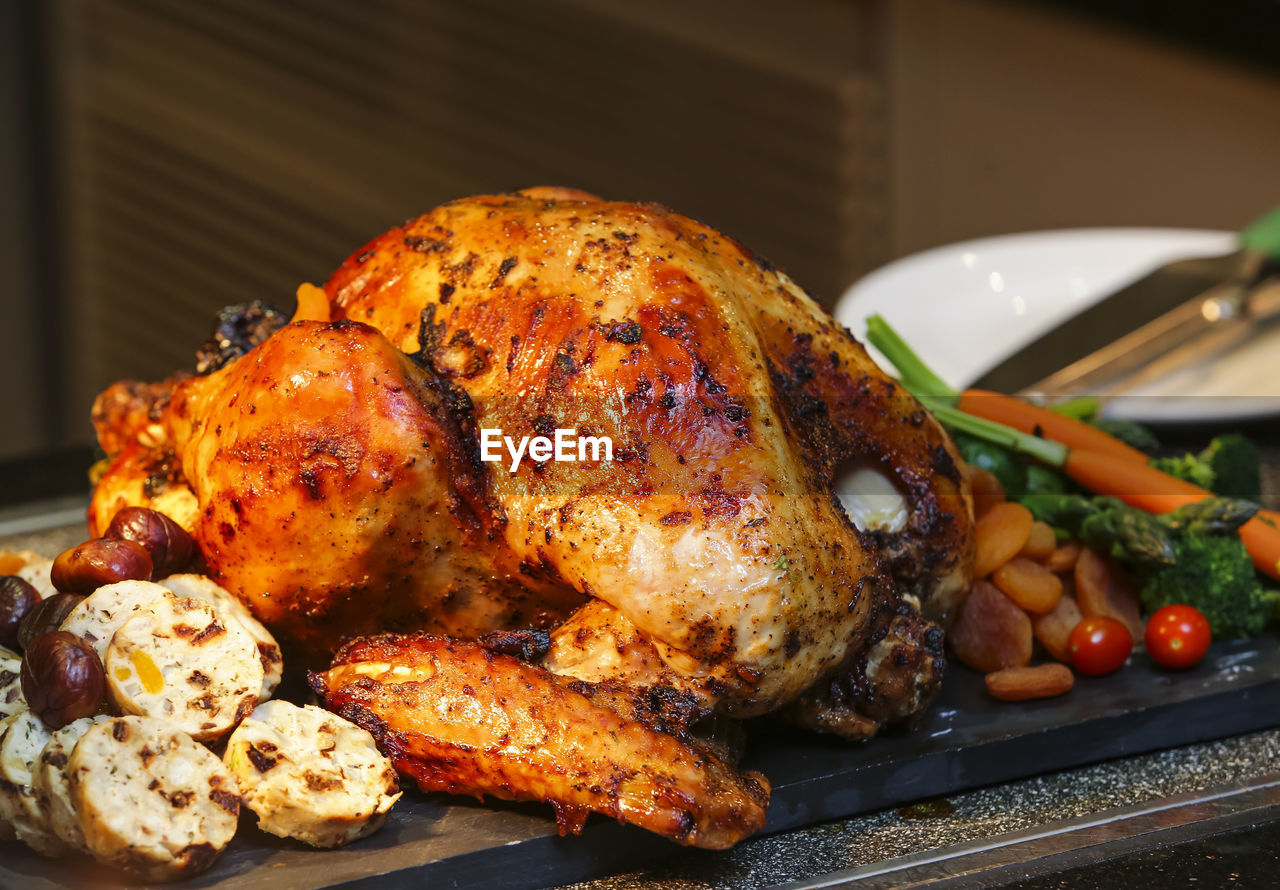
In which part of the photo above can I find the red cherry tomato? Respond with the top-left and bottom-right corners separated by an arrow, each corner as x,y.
1068,616 -> 1133,676
1145,605 -> 1212,670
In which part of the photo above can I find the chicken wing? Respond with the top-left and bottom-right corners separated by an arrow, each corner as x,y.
312,633 -> 769,849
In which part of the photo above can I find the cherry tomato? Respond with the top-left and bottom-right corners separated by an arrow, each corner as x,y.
1145,605 -> 1212,670
1068,616 -> 1132,676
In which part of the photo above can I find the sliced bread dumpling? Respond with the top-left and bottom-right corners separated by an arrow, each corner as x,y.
159,574 -> 282,701
0,648 -> 24,718
223,701 -> 400,848
0,712 -> 17,842
16,556 -> 56,601
58,580 -> 174,661
105,596 -> 262,742
67,716 -> 240,881
0,710 -> 70,856
33,714 -> 109,852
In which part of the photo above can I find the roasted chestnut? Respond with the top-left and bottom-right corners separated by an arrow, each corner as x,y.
51,538 -> 153,594
20,631 -> 106,728
0,575 -> 40,649
105,507 -> 195,577
17,592 -> 85,651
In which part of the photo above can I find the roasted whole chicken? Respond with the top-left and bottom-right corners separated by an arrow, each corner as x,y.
89,188 -> 975,848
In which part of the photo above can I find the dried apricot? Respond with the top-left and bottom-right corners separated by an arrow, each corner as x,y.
1020,522 -> 1057,560
973,502 -> 1035,577
965,464 -> 1006,519
986,663 -> 1074,701
993,557 -> 1063,614
1044,541 -> 1082,574
1031,592 -> 1083,663
949,581 -> 1033,673
1074,548 -> 1143,642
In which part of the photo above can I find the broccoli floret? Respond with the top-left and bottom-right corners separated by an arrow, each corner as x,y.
1139,535 -> 1280,639
1148,434 -> 1261,499
953,433 -> 1028,495
1201,434 -> 1261,500
1089,417 -> 1162,452
1150,453 -> 1216,490
1025,464 -> 1067,497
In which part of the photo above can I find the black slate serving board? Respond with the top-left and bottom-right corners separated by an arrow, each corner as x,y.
4,635 -> 1279,890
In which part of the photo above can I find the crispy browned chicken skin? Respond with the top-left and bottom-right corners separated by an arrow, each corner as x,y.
314,634 -> 769,848
89,189 -> 974,848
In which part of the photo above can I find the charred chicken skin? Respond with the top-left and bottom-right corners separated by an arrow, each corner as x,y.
89,189 -> 974,848
315,633 -> 769,849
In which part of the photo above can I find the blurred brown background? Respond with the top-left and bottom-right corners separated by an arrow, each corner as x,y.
2,0 -> 1280,466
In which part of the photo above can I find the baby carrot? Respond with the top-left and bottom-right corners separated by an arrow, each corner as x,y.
1062,449 -> 1280,580
933,403 -> 1280,581
1244,510 -> 1280,581
1060,449 -> 1204,514
866,316 -> 1150,463
866,315 -> 1280,579
958,389 -> 1149,463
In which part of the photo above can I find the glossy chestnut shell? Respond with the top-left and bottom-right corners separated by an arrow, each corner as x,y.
51,538 -> 153,595
17,592 -> 85,651
20,631 -> 106,728
0,575 -> 39,650
105,507 -> 195,578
